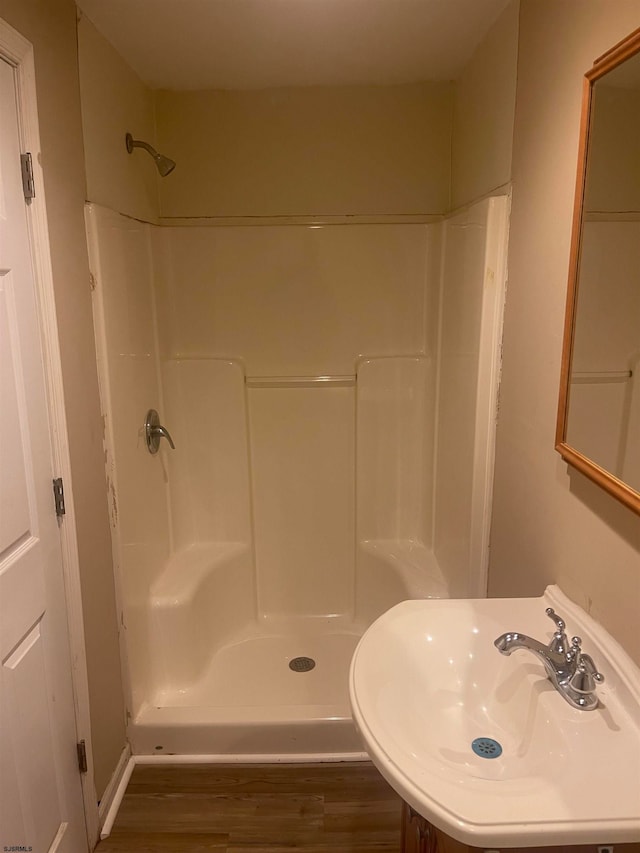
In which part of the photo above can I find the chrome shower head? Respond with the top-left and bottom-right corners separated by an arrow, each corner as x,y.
155,153 -> 177,177
125,132 -> 176,177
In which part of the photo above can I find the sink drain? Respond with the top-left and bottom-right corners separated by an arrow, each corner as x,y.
471,737 -> 503,758
289,656 -> 316,672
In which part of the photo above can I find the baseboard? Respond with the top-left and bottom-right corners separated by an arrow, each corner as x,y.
99,744 -> 134,840
133,751 -> 369,764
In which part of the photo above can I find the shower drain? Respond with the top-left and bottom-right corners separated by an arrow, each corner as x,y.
289,656 -> 316,672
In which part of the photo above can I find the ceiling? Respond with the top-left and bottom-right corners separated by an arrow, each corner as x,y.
75,0 -> 512,91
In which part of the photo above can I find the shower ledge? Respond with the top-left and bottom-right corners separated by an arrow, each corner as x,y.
360,539 -> 448,599
150,541 -> 250,608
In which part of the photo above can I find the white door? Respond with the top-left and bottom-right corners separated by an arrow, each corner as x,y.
0,57 -> 87,852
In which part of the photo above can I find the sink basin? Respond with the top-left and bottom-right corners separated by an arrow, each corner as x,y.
349,585 -> 640,847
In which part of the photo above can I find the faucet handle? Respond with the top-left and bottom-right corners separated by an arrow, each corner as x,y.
570,653 -> 605,695
545,608 -> 569,654
545,607 -> 566,632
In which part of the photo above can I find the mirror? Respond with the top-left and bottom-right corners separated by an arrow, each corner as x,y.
557,27 -> 640,515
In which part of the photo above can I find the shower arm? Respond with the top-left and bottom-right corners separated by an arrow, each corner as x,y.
126,135 -> 156,158
125,133 -> 156,157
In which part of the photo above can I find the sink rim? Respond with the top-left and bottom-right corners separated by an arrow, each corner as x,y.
349,585 -> 640,847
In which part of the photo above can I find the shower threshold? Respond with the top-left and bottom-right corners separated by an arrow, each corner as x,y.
131,618 -> 367,758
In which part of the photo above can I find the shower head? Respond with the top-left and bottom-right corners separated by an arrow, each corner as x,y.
154,153 -> 177,178
125,132 -> 176,177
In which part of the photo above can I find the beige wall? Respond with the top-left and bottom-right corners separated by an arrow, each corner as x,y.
0,0 -> 125,800
155,83 -> 453,218
78,13 -> 159,222
451,0 -> 519,209
78,31 -> 455,222
78,31 -> 454,220
489,0 -> 640,664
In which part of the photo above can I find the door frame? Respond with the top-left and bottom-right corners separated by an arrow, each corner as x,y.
0,19 -> 99,846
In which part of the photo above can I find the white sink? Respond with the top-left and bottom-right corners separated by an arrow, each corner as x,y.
349,585 -> 640,847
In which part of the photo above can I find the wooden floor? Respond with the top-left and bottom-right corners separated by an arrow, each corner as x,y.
96,761 -> 403,852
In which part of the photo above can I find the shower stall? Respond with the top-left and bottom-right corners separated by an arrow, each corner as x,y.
87,196 -> 508,757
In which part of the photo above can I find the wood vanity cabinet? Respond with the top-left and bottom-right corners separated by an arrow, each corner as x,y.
401,803 -> 440,853
401,803 -> 640,853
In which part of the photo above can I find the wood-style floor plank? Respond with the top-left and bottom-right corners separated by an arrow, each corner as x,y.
96,761 -> 402,853
100,833 -> 229,852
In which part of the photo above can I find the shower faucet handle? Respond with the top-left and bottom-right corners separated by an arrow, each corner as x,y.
151,424 -> 175,449
144,409 -> 175,454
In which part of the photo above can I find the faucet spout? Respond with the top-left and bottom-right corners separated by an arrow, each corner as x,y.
495,632 -> 565,665
494,632 -> 569,682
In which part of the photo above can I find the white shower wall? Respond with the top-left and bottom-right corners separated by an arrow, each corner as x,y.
85,207 -> 169,713
86,199 -> 506,751
151,224 -> 431,373
162,359 -> 252,550
151,222 -> 440,634
434,197 -> 508,597
249,382 -> 356,618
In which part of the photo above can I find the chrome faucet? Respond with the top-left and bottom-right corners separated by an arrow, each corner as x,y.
494,608 -> 604,710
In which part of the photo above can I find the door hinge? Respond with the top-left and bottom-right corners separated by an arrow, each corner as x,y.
52,477 -> 65,517
20,152 -> 35,201
77,740 -> 88,774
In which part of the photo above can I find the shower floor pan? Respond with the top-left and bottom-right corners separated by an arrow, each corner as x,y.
131,618 -> 366,757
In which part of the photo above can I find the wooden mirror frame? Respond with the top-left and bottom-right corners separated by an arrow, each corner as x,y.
556,27 -> 640,516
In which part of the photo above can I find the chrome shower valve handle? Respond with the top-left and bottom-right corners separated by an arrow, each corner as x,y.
144,409 -> 175,454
